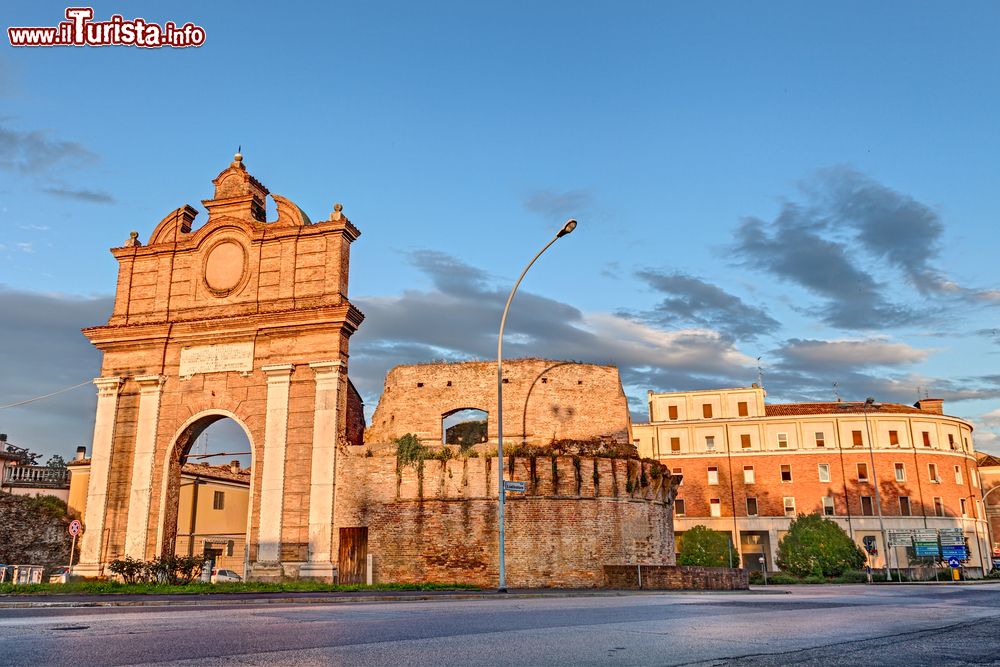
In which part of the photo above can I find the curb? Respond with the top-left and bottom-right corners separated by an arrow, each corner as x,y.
0,588 -> 759,609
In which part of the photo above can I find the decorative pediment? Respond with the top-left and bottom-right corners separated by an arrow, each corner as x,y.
271,194 -> 312,227
148,205 -> 199,245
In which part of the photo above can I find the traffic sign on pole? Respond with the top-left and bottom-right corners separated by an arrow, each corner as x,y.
947,556 -> 961,569
68,520 -> 82,537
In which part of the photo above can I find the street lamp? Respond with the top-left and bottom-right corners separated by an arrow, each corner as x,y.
496,219 -> 577,593
862,397 -> 892,581
758,555 -> 767,586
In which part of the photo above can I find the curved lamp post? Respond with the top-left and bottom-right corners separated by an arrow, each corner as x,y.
496,219 -> 577,592
862,397 -> 892,581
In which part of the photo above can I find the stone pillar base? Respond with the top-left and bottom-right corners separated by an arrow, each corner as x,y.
72,563 -> 103,579
249,563 -> 285,582
298,562 -> 337,582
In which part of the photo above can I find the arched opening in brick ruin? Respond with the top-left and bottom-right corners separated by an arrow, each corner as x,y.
442,408 -> 489,446
158,412 -> 254,578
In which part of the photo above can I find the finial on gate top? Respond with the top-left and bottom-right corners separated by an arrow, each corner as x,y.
329,202 -> 349,222
124,230 -> 142,247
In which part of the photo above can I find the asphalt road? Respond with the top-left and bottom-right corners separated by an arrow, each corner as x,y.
1,584 -> 999,666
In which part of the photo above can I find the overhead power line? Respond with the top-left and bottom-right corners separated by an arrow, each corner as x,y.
0,380 -> 93,410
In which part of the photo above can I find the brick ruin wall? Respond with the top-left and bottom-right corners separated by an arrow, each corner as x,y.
603,564 -> 749,590
334,452 -> 680,588
365,359 -> 632,447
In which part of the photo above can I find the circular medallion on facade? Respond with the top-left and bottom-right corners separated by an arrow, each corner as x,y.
204,241 -> 247,295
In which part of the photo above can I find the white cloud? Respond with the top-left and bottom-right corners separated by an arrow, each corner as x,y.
778,337 -> 930,370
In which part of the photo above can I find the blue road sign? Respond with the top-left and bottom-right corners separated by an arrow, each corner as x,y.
941,545 -> 968,560
947,557 -> 961,569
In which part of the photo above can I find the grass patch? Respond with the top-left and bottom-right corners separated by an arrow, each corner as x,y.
0,581 -> 480,596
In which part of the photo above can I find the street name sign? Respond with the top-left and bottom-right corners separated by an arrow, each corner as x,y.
888,530 -> 915,547
503,480 -> 526,493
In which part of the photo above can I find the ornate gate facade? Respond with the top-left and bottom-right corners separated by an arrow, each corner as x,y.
76,153 -> 363,581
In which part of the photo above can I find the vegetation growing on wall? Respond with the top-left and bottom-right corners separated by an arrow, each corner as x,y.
394,433 -> 454,469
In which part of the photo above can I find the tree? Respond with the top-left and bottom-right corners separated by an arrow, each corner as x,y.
46,454 -> 67,469
677,525 -> 732,567
776,513 -> 866,577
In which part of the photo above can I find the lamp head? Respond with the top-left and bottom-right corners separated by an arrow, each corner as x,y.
864,396 -> 882,409
556,219 -> 578,238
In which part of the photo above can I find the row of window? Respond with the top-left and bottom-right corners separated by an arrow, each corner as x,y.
664,429 -> 969,452
694,461 -> 972,486
666,402 -> 751,420
674,495 -> 972,519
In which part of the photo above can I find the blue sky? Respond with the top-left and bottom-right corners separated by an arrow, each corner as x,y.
1,1 -> 999,461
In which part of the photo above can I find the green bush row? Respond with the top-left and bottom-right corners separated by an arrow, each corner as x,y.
107,554 -> 208,585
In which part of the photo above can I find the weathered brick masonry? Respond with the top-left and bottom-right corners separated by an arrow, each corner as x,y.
366,359 -> 632,446
334,452 -> 681,587
603,564 -> 748,590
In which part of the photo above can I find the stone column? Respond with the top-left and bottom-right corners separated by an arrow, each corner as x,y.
254,364 -> 293,573
300,361 -> 342,581
123,375 -> 165,559
76,376 -> 123,577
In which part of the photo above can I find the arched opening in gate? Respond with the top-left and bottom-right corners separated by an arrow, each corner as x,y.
160,413 -> 254,578
442,408 -> 489,447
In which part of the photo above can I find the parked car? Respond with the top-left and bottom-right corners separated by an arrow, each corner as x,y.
211,568 -> 242,583
48,566 -> 71,584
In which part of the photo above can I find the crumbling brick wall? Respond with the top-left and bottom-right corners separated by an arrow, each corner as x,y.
334,451 -> 680,587
345,380 -> 365,448
365,359 -> 632,446
603,564 -> 749,590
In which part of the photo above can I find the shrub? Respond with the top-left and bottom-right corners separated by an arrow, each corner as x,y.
26,494 -> 68,518
836,570 -> 869,583
986,567 -> 1000,580
145,555 -> 207,585
776,513 -> 866,577
108,556 -> 148,584
677,525 -> 733,567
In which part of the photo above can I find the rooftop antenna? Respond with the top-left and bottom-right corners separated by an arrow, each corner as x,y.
833,382 -> 841,402
756,356 -> 764,389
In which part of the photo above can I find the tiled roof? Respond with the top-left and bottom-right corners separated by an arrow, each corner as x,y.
977,453 -> 1000,468
765,402 -> 925,417
181,462 -> 250,484
67,457 -> 249,484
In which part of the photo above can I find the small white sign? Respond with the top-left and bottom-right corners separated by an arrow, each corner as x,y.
503,480 -> 526,493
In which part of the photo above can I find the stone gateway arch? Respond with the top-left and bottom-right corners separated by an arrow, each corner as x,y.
77,154 -> 363,581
